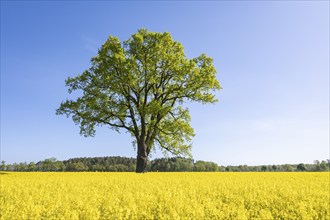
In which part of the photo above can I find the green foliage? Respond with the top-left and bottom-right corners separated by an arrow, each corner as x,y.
0,161 -> 5,171
297,163 -> 306,171
66,162 -> 86,172
3,157 -> 330,172
283,164 -> 294,172
150,157 -> 194,172
272,165 -> 277,171
64,156 -> 136,172
194,160 -> 219,172
36,158 -> 65,172
56,29 -> 221,158
261,165 -> 267,172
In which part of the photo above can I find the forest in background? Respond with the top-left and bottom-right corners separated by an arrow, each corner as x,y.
1,157 -> 329,172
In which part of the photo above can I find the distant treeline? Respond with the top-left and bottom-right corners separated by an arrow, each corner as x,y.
1,157 -> 329,172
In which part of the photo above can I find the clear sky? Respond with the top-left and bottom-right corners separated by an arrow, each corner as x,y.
1,1 -> 329,165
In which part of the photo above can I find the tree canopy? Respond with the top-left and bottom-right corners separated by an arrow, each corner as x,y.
56,29 -> 221,172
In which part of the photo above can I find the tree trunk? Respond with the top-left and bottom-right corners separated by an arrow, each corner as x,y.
136,140 -> 148,173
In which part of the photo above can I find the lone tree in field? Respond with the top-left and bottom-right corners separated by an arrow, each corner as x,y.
56,29 -> 221,173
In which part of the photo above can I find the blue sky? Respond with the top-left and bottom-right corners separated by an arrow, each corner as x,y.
1,1 -> 329,165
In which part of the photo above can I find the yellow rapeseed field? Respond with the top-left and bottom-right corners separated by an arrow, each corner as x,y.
0,172 -> 329,219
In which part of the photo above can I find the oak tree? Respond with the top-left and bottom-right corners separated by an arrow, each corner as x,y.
56,29 -> 221,173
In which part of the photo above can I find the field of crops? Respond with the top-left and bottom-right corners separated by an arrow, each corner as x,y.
0,172 -> 329,219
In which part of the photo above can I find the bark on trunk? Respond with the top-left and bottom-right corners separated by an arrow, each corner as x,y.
136,141 -> 148,173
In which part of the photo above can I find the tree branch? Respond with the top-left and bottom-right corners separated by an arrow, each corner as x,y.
155,137 -> 177,155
